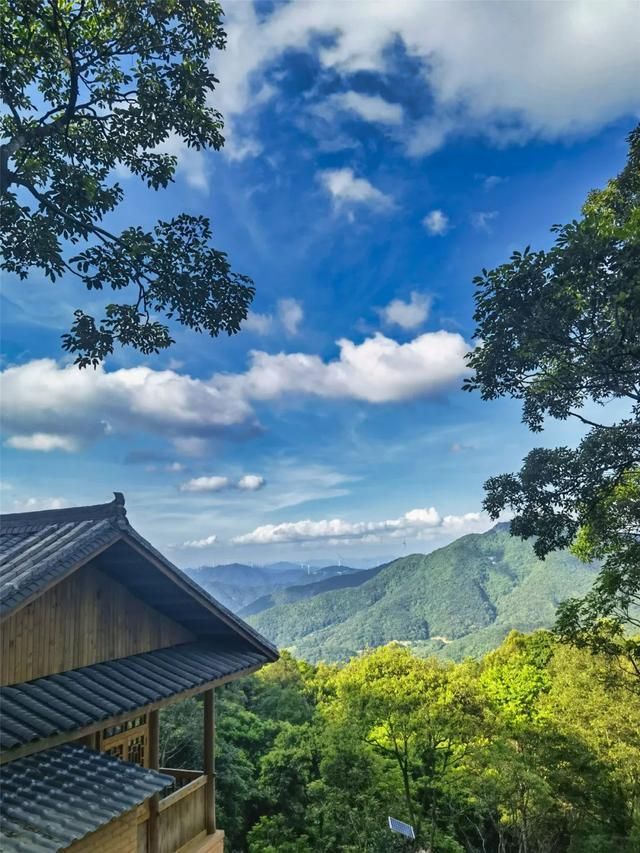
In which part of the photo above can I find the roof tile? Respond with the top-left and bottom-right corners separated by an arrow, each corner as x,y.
1,642 -> 269,755
0,743 -> 171,852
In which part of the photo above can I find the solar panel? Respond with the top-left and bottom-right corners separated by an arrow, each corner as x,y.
388,816 -> 415,840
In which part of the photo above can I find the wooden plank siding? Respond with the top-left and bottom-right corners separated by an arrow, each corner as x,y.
158,780 -> 207,853
64,808 -> 138,853
0,561 -> 194,685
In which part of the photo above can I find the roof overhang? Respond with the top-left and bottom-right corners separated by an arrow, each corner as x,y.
1,642 -> 270,764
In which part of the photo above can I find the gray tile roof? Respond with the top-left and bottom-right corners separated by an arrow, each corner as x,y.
0,494 -> 278,660
0,516 -> 121,617
0,743 -> 172,852
0,642 -> 270,754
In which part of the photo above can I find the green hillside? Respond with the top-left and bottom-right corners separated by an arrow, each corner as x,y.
246,525 -> 599,661
239,563 -> 385,616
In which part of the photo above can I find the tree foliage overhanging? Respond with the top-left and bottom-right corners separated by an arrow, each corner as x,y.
162,638 -> 640,853
1,0 -> 254,366
465,125 -> 640,673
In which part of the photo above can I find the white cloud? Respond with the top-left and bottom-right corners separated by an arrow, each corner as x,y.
224,136 -> 263,162
441,512 -> 486,533
406,117 -> 455,157
244,311 -> 273,335
0,359 -> 254,451
328,91 -> 403,125
156,132 -> 209,192
422,209 -> 449,236
238,474 -> 266,491
481,175 -> 505,191
277,298 -> 304,335
5,433 -> 79,452
233,506 -> 487,544
180,474 -> 266,493
215,1 -> 640,157
181,476 -> 231,493
471,210 -> 498,232
245,303 -> 302,336
181,534 -> 218,549
9,496 -> 68,512
319,168 -> 393,211
0,331 -> 468,449
379,291 -> 431,330
225,329 -> 469,404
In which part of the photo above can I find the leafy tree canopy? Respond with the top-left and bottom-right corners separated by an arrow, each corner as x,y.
1,0 -> 254,366
161,636 -> 640,852
465,124 -> 640,674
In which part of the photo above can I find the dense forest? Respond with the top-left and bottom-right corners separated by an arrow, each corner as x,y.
161,633 -> 640,852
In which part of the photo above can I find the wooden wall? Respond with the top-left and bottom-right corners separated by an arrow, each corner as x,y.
158,778 -> 207,853
65,807 -> 138,853
0,562 -> 194,685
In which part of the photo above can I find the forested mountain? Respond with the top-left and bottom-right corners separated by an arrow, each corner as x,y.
186,561 -> 359,610
247,525 -> 599,661
239,562 -> 387,617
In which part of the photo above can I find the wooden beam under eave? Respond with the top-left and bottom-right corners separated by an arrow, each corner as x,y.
148,709 -> 160,853
203,688 -> 215,835
0,663 -> 264,766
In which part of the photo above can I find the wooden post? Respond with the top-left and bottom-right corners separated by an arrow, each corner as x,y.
204,688 -> 216,834
148,709 -> 160,853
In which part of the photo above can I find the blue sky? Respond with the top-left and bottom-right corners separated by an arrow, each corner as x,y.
2,1 -> 639,566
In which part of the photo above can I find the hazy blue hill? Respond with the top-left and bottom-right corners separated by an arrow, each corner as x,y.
187,562 -> 361,611
239,564 -> 383,617
246,526 -> 599,662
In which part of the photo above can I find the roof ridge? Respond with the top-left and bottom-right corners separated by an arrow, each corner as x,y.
0,493 -> 127,526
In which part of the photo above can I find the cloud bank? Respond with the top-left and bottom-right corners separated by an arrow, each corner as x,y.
1,329 -> 469,450
233,506 -> 487,545
214,1 -> 640,158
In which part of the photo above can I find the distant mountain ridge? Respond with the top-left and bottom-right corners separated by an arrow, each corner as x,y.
239,563 -> 387,617
186,561 -> 360,611
245,525 -> 599,662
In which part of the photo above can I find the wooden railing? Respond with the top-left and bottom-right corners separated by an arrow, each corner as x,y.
159,774 -> 207,853
155,768 -> 213,853
159,767 -> 203,795
136,769 -> 222,853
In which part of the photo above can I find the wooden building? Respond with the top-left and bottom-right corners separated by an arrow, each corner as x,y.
0,494 -> 278,852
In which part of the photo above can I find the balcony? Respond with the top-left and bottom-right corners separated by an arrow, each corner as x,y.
158,769 -> 223,853
103,687 -> 224,853
135,768 -> 224,853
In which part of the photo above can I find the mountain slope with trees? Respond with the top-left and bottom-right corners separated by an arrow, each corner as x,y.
240,563 -> 387,617
247,525 -> 598,661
